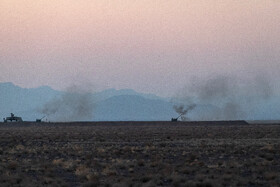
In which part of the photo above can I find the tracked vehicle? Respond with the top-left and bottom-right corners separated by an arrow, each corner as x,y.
3,113 -> 23,122
171,114 -> 183,122
36,116 -> 46,122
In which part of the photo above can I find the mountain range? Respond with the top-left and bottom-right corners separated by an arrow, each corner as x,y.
1,82 -> 280,121
0,82 -> 177,121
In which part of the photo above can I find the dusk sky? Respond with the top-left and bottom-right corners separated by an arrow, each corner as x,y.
1,1 -> 280,96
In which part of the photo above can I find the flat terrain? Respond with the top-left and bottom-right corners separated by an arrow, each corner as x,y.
0,121 -> 279,186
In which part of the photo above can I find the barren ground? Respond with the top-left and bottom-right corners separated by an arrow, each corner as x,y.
0,121 -> 279,186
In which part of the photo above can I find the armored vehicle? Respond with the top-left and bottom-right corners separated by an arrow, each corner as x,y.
36,116 -> 46,122
3,113 -> 23,122
171,114 -> 183,122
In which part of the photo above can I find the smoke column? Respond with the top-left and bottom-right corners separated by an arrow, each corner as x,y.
39,85 -> 94,121
174,74 -> 274,120
173,104 -> 196,121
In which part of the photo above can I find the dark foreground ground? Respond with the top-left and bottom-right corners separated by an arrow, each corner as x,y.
0,121 -> 279,187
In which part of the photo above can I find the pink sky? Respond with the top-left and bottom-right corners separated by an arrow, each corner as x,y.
0,0 -> 279,96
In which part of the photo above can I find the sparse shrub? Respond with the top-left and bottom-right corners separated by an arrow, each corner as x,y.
52,158 -> 64,166
102,166 -> 117,176
137,160 -> 145,167
223,174 -> 232,181
195,174 -> 205,182
149,161 -> 158,168
86,172 -> 100,183
171,174 -> 186,186
82,181 -> 100,187
195,181 -> 213,187
75,165 -> 91,177
128,168 -> 134,173
264,153 -> 274,161
141,179 -> 157,187
264,172 -> 277,180
141,176 -> 151,183
189,153 -> 197,161
7,161 -> 18,170
159,142 -> 166,147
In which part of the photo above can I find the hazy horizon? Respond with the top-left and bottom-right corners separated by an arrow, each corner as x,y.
1,81 -> 280,121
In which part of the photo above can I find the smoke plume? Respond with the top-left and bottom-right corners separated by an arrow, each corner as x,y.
173,74 -> 274,120
39,85 -> 94,121
173,104 -> 196,115
173,104 -> 196,121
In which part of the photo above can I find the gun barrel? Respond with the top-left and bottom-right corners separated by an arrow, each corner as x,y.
176,113 -> 183,119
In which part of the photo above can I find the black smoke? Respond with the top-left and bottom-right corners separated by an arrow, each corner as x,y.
173,104 -> 196,121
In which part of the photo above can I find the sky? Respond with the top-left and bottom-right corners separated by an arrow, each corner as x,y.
0,0 -> 280,97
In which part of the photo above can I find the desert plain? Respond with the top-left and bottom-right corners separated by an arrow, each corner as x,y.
0,121 -> 279,186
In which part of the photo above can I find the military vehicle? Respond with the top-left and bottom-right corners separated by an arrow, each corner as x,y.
36,116 -> 46,122
171,114 -> 183,122
3,113 -> 23,122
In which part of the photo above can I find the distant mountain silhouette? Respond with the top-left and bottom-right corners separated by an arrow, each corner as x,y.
1,82 -> 279,121
94,95 -> 175,121
92,88 -> 164,101
0,82 -> 61,120
0,82 -> 176,121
